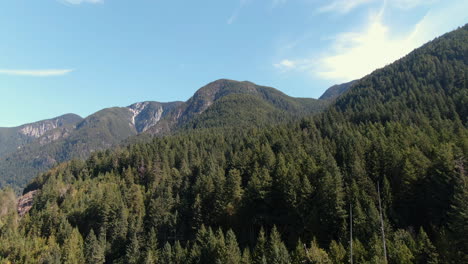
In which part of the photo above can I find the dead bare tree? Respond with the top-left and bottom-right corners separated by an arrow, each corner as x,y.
377,182 -> 388,263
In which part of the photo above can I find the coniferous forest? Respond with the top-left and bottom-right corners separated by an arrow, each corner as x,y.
0,25 -> 467,263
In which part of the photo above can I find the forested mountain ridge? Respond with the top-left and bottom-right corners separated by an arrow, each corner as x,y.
0,25 -> 465,263
333,25 -> 467,125
0,104 -> 170,190
156,79 -> 327,132
0,114 -> 82,157
0,80 -> 327,191
319,80 -> 357,100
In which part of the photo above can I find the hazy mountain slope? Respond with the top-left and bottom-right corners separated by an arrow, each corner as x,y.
319,80 -> 357,100
0,114 -> 82,158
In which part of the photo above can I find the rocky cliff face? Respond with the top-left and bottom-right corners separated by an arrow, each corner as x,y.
20,120 -> 61,138
17,190 -> 38,217
0,114 -> 83,158
18,114 -> 82,138
128,101 -> 183,133
128,102 -> 164,133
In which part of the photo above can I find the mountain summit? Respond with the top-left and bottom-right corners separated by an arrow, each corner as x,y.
0,80 -> 326,190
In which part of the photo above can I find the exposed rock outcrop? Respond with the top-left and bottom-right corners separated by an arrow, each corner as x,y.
17,190 -> 38,217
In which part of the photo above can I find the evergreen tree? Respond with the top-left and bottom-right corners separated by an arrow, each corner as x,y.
84,229 -> 105,264
291,239 -> 307,264
62,228 -> 85,264
253,227 -> 267,264
224,169 -> 243,217
328,240 -> 346,264
447,159 -> 468,263
267,226 -> 290,264
306,238 -> 331,264
415,228 -> 439,264
42,236 -> 62,264
125,232 -> 141,264
161,242 -> 173,264
173,241 -> 187,264
145,227 -> 159,262
241,248 -> 252,264
225,229 -> 242,264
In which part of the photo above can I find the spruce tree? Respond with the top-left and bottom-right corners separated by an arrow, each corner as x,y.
415,228 -> 439,264
225,229 -> 242,264
253,227 -> 267,264
267,226 -> 290,264
161,242 -> 173,264
62,228 -> 85,264
84,229 -> 105,264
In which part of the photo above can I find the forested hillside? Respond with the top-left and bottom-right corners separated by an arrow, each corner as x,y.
0,80 -> 325,192
319,80 -> 356,100
0,25 -> 466,264
0,114 -> 82,157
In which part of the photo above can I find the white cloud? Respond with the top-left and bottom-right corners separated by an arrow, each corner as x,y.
275,0 -> 467,82
318,0 -> 375,14
316,0 -> 467,81
59,0 -> 103,5
316,14 -> 421,81
274,59 -> 296,69
0,69 -> 74,77
273,58 -> 316,73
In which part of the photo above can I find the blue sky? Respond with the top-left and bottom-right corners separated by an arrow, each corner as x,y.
0,0 -> 466,127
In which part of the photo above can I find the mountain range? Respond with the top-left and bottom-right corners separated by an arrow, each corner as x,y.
0,79 -> 338,191
0,23 -> 466,264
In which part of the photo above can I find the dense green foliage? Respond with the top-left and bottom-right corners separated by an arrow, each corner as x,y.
0,25 -> 466,263
0,80 -> 325,192
0,108 -> 138,191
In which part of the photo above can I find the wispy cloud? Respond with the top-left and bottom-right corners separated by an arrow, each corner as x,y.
275,0 -> 467,82
227,0 -> 251,25
59,0 -> 103,5
318,0 -> 375,14
316,14 -> 419,81
0,69 -> 74,77
274,59 -> 296,70
274,58 -> 316,73
315,0 -> 466,81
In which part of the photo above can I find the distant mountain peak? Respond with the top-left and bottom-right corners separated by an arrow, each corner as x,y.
319,80 -> 357,100
18,113 -> 82,138
128,102 -> 151,126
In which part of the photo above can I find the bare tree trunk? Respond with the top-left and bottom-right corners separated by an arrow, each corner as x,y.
350,204 -> 353,264
378,182 -> 388,263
